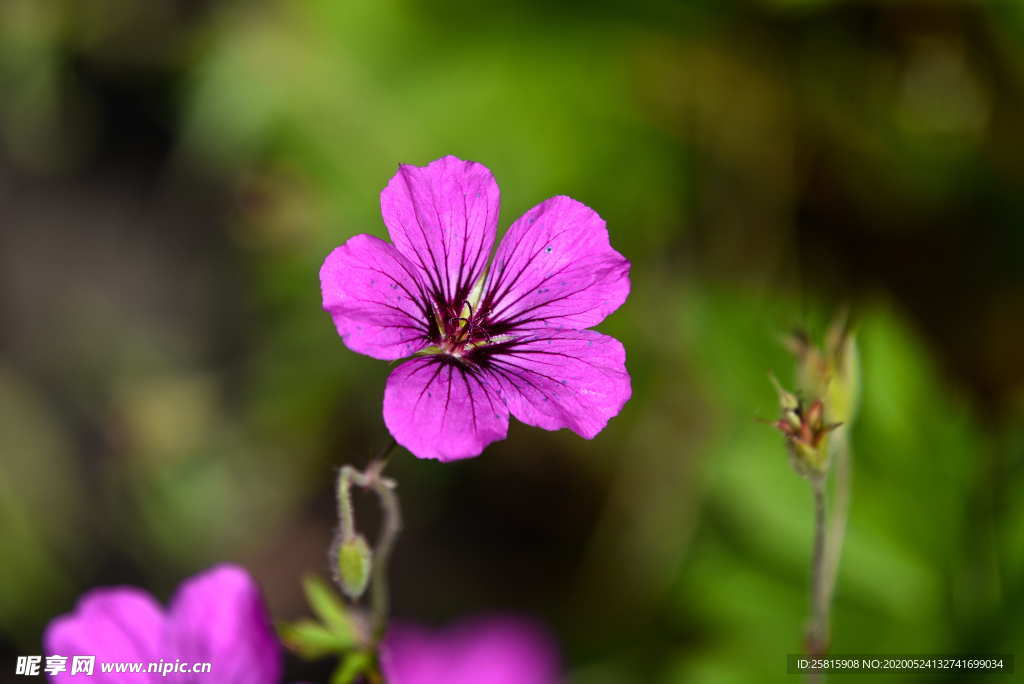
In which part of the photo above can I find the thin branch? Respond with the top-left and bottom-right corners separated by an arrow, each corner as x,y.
823,433 -> 851,608
807,474 -> 829,683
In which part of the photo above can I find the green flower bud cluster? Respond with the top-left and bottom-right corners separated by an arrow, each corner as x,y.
772,315 -> 859,479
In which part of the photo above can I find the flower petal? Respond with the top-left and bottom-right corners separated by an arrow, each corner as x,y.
484,329 -> 630,439
45,587 -> 165,683
483,196 -> 629,331
320,234 -> 431,360
442,617 -> 560,684
381,156 -> 500,307
379,623 -> 447,684
166,565 -> 281,684
383,356 -> 509,461
382,616 -> 559,684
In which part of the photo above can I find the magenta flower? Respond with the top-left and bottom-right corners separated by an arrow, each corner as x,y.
320,156 -> 631,461
44,565 -> 281,683
381,615 -> 560,684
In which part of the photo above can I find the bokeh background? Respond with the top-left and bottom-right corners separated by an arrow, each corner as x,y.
2,0 -> 1024,682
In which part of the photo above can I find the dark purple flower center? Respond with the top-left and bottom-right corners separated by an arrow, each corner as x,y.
415,270 -> 522,367
430,300 -> 497,359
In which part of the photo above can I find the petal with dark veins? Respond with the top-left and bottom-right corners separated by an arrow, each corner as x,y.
321,234 -> 431,361
483,196 -> 629,332
484,329 -> 630,439
383,356 -> 509,461
381,156 -> 500,307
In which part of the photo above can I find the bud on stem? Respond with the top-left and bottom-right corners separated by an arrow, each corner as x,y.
336,534 -> 373,600
771,377 -> 841,478
331,440 -> 402,646
769,311 -> 861,674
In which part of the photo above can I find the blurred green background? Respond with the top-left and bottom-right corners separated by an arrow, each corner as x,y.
2,0 -> 1023,682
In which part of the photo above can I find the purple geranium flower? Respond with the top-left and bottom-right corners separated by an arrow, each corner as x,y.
381,615 -> 560,684
44,565 -> 281,683
320,155 -> 631,461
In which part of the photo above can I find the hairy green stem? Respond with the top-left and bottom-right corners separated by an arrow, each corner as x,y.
367,456 -> 401,644
807,475 -> 828,683
336,439 -> 401,647
823,435 -> 851,609
337,468 -> 356,544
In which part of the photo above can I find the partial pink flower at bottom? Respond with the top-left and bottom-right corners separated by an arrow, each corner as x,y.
381,615 -> 560,684
44,564 -> 281,683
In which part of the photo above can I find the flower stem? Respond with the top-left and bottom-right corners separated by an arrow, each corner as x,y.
337,468 -> 357,544
367,452 -> 401,644
336,439 -> 401,645
807,474 -> 829,682
823,434 -> 851,610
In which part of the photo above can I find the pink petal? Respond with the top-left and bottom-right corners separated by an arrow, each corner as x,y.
486,329 -> 631,439
381,156 -> 500,307
382,616 -> 560,684
320,234 -> 431,360
442,617 -> 560,684
379,624 -> 448,684
166,565 -> 281,684
383,357 -> 509,461
44,588 -> 165,683
483,196 -> 629,331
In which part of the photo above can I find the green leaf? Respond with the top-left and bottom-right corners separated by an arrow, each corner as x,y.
279,619 -> 353,659
331,651 -> 374,684
303,575 -> 358,643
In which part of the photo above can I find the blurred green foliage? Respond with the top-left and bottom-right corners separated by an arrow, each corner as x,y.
1,0 -> 1023,682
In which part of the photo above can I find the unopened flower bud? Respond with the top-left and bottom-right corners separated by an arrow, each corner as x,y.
785,314 -> 860,428
335,534 -> 373,600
